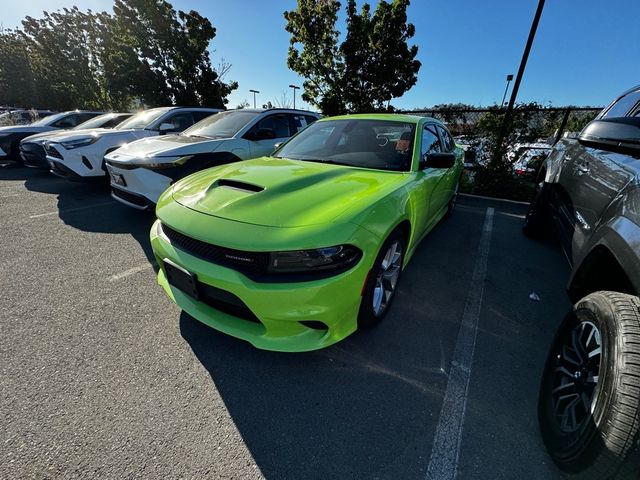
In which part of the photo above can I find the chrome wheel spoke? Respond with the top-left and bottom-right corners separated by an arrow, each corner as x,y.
372,241 -> 403,316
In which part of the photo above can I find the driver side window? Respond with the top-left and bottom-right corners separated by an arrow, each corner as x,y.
422,125 -> 442,156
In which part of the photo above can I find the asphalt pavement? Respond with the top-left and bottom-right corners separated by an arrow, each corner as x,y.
1,166 -> 570,479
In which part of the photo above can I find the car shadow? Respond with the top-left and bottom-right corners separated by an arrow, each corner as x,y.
2,166 -> 157,266
176,205 -> 491,479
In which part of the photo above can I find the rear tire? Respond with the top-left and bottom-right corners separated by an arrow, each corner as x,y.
523,179 -> 551,238
538,291 -> 640,479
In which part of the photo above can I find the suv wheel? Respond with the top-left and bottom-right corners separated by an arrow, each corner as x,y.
538,291 -> 640,479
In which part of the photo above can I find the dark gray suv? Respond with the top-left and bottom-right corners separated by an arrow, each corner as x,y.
524,85 -> 640,479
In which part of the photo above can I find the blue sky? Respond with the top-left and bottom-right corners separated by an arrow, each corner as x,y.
3,0 -> 639,110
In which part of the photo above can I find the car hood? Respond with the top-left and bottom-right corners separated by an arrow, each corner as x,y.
107,134 -> 222,160
22,130 -> 72,144
48,128 -> 153,146
0,125 -> 57,135
171,157 -> 406,227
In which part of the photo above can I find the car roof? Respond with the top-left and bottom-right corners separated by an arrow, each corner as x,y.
227,108 -> 319,115
320,113 -> 435,124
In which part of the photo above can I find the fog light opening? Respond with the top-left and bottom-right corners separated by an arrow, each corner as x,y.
82,156 -> 93,170
300,320 -> 328,331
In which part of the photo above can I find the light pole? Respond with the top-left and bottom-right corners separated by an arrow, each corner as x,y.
249,89 -> 259,108
494,0 -> 546,164
289,84 -> 300,109
501,74 -> 514,106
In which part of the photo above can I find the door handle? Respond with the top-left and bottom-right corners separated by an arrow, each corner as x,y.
578,162 -> 590,174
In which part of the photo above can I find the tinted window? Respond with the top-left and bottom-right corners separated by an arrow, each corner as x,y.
252,114 -> 290,138
601,89 -> 640,119
287,114 -> 316,135
192,110 -> 216,122
422,125 -> 442,155
163,112 -> 194,132
437,125 -> 455,152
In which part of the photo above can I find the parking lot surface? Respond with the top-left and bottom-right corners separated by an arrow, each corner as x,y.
1,166 -> 570,479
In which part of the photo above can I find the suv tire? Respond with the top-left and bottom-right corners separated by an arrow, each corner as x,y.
538,291 -> 640,479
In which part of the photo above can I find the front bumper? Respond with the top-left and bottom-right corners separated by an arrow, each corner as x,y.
46,144 -> 105,178
106,163 -> 171,209
150,219 -> 374,352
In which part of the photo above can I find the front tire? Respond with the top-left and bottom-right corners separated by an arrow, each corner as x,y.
358,231 -> 405,328
538,291 -> 640,479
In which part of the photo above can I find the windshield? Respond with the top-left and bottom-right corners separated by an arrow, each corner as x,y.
74,113 -> 119,130
31,112 -> 65,126
116,109 -> 169,130
182,110 -> 259,138
274,119 -> 416,172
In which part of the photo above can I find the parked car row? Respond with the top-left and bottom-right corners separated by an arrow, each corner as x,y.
6,108 -> 463,354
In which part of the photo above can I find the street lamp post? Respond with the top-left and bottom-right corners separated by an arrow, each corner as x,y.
501,74 -> 514,106
249,89 -> 259,108
289,84 -> 300,109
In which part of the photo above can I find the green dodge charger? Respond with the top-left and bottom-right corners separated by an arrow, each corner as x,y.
150,114 -> 463,351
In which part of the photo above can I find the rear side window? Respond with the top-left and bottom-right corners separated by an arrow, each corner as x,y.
600,89 -> 640,119
287,114 -> 317,135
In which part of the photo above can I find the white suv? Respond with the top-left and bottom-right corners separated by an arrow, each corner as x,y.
104,108 -> 319,209
45,107 -> 220,180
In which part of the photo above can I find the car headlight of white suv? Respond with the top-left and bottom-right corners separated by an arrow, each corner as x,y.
60,137 -> 98,150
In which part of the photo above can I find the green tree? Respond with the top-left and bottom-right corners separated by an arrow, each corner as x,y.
0,31 -> 37,107
109,0 -> 237,108
284,0 -> 421,115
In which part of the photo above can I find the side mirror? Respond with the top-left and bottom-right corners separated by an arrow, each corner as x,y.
421,152 -> 456,169
578,117 -> 640,156
158,123 -> 176,134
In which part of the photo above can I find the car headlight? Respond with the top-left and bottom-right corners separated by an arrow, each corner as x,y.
268,245 -> 362,273
60,137 -> 98,149
144,155 -> 194,170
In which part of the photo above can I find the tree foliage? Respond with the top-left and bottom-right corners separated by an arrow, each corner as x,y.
0,0 -> 236,110
284,0 -> 421,115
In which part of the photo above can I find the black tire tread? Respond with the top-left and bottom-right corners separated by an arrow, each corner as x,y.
576,292 -> 640,480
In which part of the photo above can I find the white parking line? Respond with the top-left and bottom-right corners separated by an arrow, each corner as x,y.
29,201 -> 114,219
108,263 -> 154,282
426,207 -> 494,480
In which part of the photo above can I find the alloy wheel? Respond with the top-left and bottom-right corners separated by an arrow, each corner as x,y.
372,240 -> 403,316
550,320 -> 602,433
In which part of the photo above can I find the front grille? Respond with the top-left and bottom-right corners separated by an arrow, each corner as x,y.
20,143 -> 47,166
112,187 -> 150,208
161,224 -> 269,275
45,145 -> 64,160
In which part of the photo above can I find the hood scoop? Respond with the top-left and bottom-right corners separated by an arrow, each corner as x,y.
215,179 -> 264,193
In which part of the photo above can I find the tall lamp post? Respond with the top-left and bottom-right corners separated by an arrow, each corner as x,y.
501,74 -> 514,106
249,89 -> 259,108
289,84 -> 300,109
